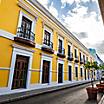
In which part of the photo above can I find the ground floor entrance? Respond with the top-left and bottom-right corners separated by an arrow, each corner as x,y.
58,63 -> 63,83
12,55 -> 29,89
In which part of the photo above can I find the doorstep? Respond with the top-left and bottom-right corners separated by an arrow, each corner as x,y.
0,80 -> 91,104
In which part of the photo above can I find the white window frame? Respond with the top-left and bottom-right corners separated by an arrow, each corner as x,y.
40,55 -> 52,84
17,10 -> 36,34
42,25 -> 53,48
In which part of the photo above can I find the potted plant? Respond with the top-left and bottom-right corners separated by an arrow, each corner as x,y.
84,61 -> 98,100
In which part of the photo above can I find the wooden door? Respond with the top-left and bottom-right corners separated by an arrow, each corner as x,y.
69,66 -> 72,81
12,55 -> 29,89
42,60 -> 50,83
58,63 -> 63,83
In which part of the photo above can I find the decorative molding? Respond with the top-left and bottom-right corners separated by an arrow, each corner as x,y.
12,44 -> 35,53
41,53 -> 53,58
0,67 -> 10,70
29,69 -> 40,72
0,29 -> 15,40
18,0 -> 38,20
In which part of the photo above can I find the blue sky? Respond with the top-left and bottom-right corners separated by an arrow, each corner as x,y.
37,0 -> 104,61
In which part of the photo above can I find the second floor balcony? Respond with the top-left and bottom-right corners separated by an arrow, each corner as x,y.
80,58 -> 84,64
41,38 -> 54,54
57,47 -> 66,58
14,27 -> 35,47
67,52 -> 73,61
74,56 -> 79,63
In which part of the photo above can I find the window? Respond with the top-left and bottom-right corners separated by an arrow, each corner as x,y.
43,26 -> 53,48
44,30 -> 51,46
58,39 -> 63,53
68,45 -> 71,56
75,49 -> 77,58
80,52 -> 81,61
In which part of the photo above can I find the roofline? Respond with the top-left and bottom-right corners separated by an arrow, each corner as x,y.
29,0 -> 92,55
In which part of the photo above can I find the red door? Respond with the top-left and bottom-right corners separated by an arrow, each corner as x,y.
12,55 -> 29,89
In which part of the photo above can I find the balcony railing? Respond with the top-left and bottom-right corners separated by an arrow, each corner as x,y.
58,47 -> 65,54
16,27 -> 35,42
80,58 -> 84,64
41,38 -> 54,54
67,52 -> 73,61
75,56 -> 79,63
57,47 -> 65,58
43,38 -> 53,49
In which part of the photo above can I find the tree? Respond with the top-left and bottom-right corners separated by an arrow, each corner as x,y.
84,61 -> 99,87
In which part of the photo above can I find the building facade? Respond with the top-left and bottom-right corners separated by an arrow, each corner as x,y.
0,0 -> 95,95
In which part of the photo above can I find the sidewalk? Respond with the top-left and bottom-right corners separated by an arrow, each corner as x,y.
98,95 -> 104,104
0,80 -> 91,104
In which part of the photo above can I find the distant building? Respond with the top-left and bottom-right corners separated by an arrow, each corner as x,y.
89,48 -> 103,80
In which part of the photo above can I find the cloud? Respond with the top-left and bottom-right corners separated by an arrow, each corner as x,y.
74,32 -> 88,39
94,41 -> 104,54
48,2 -> 58,18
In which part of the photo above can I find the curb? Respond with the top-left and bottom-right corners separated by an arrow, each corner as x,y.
0,81 -> 91,104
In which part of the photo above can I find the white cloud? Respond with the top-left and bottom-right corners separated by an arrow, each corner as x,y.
48,2 -> 58,18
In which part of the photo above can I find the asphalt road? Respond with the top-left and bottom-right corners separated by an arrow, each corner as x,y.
6,83 -> 103,104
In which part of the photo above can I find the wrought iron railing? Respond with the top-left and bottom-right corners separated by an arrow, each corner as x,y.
58,47 -> 65,54
43,38 -> 53,48
16,27 -> 35,42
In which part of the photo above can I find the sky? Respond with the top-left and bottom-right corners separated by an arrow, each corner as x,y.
37,0 -> 104,61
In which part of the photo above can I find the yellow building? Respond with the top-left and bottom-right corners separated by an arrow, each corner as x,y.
0,0 -> 95,94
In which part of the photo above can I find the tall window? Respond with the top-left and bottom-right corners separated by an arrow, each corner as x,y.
68,45 -> 71,56
80,52 -> 81,61
75,49 -> 77,58
21,16 -> 32,39
44,30 -> 51,46
83,55 -> 85,62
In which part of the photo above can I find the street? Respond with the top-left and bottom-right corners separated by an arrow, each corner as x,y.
5,83 -> 103,104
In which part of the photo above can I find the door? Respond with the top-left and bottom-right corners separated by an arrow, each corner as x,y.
75,67 -> 78,80
58,63 -> 63,83
12,55 -> 29,89
42,60 -> 50,83
21,16 -> 32,39
68,65 -> 72,81
84,69 -> 87,80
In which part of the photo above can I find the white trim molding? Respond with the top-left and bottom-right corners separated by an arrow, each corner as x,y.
8,46 -> 34,90
0,29 -> 15,40
0,67 -> 10,70
40,55 -> 52,85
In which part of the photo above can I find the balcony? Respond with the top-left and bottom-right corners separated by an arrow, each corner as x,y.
14,27 -> 35,47
57,47 -> 66,58
67,52 -> 73,61
74,56 -> 79,63
80,58 -> 84,64
41,39 -> 54,54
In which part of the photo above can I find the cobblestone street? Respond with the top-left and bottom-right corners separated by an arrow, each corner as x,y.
5,83 -> 103,104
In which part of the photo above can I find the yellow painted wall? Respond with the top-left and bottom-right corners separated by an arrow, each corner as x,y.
0,70 -> 9,87
0,0 -> 20,34
0,37 -> 13,67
